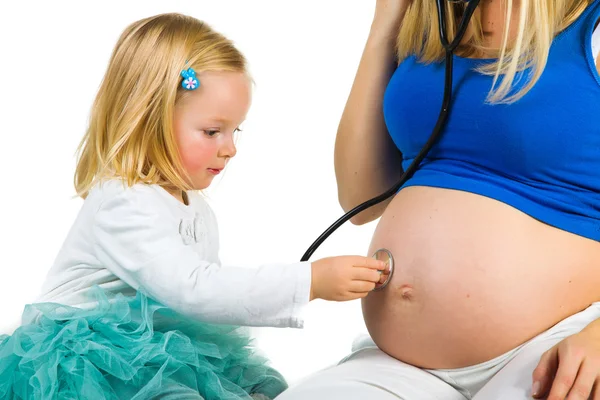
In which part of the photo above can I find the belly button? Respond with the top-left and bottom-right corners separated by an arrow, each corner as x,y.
397,284 -> 414,300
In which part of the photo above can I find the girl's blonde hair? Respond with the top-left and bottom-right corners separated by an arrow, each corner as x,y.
397,0 -> 592,103
74,13 -> 247,198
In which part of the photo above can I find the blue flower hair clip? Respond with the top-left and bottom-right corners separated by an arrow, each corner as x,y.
181,68 -> 199,91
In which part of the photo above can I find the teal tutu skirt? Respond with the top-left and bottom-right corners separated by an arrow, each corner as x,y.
0,289 -> 287,400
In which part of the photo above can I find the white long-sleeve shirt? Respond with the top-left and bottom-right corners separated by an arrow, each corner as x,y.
33,180 -> 312,328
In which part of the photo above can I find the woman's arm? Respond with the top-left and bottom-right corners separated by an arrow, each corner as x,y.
334,3 -> 409,225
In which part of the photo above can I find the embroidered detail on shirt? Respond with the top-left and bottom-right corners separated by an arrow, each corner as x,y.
179,213 -> 206,245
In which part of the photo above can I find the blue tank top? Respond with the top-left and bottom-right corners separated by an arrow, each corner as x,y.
384,0 -> 600,240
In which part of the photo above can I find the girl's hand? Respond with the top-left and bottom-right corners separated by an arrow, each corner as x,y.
310,256 -> 388,301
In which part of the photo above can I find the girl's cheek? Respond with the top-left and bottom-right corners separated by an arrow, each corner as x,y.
180,142 -> 214,171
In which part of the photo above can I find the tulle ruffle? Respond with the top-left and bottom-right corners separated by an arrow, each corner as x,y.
0,288 -> 286,399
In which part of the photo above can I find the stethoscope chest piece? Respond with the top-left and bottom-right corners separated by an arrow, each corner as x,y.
371,248 -> 394,291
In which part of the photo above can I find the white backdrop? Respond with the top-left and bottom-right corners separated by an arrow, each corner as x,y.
0,0 -> 380,384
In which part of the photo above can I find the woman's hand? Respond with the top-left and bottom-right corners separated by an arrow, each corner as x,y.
373,0 -> 413,33
310,256 -> 387,301
532,320 -> 600,399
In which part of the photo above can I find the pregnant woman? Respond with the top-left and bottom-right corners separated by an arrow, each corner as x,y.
277,0 -> 600,399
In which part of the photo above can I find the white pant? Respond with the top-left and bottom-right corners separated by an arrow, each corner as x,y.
276,302 -> 600,400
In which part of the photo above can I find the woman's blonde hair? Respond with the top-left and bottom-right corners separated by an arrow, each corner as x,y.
397,0 -> 592,103
74,13 -> 247,198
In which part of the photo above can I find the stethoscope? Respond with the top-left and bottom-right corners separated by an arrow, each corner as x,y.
300,0 -> 482,291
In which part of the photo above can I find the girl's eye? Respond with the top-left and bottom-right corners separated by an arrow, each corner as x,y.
204,130 -> 219,137
234,127 -> 243,133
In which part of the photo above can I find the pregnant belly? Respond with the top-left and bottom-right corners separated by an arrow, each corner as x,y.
363,186 -> 600,369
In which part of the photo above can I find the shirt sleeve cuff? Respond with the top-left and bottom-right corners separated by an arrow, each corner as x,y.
288,261 -> 312,328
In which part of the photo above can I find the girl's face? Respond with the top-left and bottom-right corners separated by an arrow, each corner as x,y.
174,70 -> 251,190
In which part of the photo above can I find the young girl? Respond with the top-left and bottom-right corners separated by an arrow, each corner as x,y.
0,13 -> 385,400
